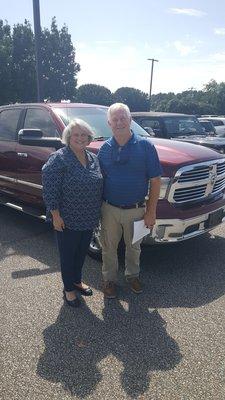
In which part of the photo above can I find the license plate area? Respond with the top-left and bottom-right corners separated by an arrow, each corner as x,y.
205,209 -> 224,229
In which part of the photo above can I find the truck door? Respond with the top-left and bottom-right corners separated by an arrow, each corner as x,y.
15,107 -> 60,206
0,108 -> 22,199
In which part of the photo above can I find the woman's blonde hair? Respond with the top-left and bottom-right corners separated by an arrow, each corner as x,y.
62,118 -> 94,145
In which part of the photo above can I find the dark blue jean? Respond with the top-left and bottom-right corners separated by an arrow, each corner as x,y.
56,228 -> 93,292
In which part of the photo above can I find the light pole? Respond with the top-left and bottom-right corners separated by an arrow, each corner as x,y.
147,58 -> 158,111
33,0 -> 43,101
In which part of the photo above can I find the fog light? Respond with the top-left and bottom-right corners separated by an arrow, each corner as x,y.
169,232 -> 183,238
159,177 -> 171,199
155,225 -> 166,239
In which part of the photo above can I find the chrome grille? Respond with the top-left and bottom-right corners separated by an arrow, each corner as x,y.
217,161 -> 225,176
177,167 -> 209,183
212,177 -> 225,193
168,159 -> 225,204
173,184 -> 207,202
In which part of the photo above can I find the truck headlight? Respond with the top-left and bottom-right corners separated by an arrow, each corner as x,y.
159,177 -> 171,199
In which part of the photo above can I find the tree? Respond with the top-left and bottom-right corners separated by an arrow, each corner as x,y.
165,99 -> 185,113
165,98 -> 216,115
113,87 -> 149,111
0,20 -> 13,105
76,84 -> 112,105
203,80 -> 225,115
150,92 -> 176,111
11,20 -> 36,102
41,17 -> 80,101
216,83 -> 225,115
0,18 -> 80,104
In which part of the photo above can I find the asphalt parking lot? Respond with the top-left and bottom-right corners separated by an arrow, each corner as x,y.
0,205 -> 224,400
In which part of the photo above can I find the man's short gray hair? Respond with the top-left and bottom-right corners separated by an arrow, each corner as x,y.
107,103 -> 131,122
62,118 -> 94,146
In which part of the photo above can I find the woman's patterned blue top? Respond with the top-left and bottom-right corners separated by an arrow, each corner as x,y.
42,146 -> 103,230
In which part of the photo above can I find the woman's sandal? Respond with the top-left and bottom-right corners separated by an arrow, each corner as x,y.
73,284 -> 93,296
63,290 -> 81,308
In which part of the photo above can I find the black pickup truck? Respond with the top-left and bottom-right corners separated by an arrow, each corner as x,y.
132,112 -> 225,154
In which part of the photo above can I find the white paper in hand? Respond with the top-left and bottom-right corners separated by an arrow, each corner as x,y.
132,219 -> 151,244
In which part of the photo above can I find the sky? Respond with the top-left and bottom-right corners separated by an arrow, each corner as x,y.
1,0 -> 225,95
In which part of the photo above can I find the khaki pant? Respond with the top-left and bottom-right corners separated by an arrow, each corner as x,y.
100,201 -> 145,282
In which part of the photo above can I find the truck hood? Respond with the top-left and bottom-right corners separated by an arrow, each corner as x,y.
88,137 -> 225,175
150,138 -> 225,167
173,135 -> 225,150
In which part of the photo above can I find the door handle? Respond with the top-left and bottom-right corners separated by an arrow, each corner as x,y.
17,152 -> 28,158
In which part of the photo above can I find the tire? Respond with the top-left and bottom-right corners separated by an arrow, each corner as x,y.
88,224 -> 102,260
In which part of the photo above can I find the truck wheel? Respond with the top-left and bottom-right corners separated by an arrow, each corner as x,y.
88,224 -> 102,260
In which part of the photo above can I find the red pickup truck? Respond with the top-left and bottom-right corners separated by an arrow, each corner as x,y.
0,102 -> 225,257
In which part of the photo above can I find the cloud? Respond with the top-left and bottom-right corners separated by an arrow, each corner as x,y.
95,40 -> 119,45
211,52 -> 225,61
173,41 -> 196,56
75,41 -> 225,95
169,8 -> 206,17
76,42 -> 88,50
214,28 -> 225,36
76,43 -> 142,92
149,61 -> 225,94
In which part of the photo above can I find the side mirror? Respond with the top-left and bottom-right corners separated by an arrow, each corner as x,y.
18,129 -> 64,150
144,127 -> 155,137
19,128 -> 43,138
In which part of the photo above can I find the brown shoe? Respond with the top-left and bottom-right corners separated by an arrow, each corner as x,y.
103,281 -> 116,299
127,277 -> 143,294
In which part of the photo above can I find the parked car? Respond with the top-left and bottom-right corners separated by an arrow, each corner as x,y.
1,103 -> 225,258
198,119 -> 216,136
132,111 -> 225,153
199,117 -> 225,137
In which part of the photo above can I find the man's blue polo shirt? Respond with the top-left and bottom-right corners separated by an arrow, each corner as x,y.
97,132 -> 162,206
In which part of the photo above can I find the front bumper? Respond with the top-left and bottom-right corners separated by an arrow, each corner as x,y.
143,205 -> 225,244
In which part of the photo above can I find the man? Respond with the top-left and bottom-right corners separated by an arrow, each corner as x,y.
98,103 -> 162,298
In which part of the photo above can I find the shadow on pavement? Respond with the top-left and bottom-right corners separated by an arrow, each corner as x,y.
37,297 -> 182,398
1,207 -> 225,308
137,231 -> 225,308
82,231 -> 225,309
0,207 -> 58,276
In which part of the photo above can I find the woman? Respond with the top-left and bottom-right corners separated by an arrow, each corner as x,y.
42,119 -> 103,308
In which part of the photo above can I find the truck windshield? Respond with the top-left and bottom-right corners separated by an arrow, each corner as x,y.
53,106 -> 149,139
164,117 -> 205,137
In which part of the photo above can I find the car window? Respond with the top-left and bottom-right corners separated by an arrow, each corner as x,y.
53,107 -> 149,139
0,108 -> 22,140
199,121 -> 214,132
24,108 -> 59,137
140,118 -> 160,130
210,119 -> 225,127
164,117 -> 204,136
